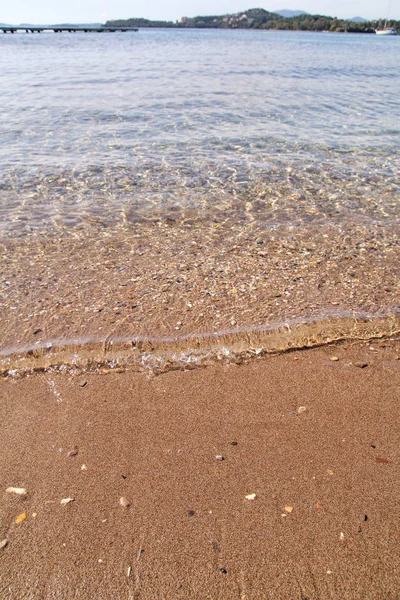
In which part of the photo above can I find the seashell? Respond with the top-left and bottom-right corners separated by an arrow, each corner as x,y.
6,487 -> 27,497
60,497 -> 74,505
245,493 -> 257,501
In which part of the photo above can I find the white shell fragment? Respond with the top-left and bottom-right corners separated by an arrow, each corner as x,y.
6,487 -> 27,497
120,497 -> 130,508
245,493 -> 257,501
60,497 -> 74,505
0,539 -> 8,550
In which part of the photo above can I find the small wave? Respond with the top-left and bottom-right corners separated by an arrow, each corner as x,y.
1,311 -> 398,378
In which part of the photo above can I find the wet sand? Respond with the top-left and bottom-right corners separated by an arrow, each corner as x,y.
1,340 -> 399,599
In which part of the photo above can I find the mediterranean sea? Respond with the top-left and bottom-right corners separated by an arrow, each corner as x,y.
0,29 -> 399,373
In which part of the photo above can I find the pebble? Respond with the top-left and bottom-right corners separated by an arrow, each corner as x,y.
6,487 -> 27,497
120,497 -> 130,508
0,539 -> 8,550
284,505 -> 293,513
330,356 -> 340,362
354,362 -> 368,368
68,448 -> 79,457
15,512 -> 27,524
215,455 -> 224,461
79,380 -> 88,388
219,568 -> 228,574
187,510 -> 195,517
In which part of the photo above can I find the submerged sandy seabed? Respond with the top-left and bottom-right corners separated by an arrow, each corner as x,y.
0,216 -> 399,375
0,340 -> 399,599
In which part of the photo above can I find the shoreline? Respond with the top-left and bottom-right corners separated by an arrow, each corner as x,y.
1,218 -> 398,358
1,340 -> 399,598
0,312 -> 399,377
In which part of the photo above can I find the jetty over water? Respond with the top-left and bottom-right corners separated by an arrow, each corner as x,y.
1,26 -> 138,33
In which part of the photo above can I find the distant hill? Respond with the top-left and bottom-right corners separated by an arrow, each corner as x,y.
106,8 -> 398,33
349,16 -> 368,22
275,10 -> 308,18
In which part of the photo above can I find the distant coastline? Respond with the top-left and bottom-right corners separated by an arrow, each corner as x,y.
105,8 -> 399,33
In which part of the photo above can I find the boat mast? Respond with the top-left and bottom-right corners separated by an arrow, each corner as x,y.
384,0 -> 393,28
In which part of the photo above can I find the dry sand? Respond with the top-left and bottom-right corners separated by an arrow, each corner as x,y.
0,340 -> 399,599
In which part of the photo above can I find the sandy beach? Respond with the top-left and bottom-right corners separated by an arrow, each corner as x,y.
1,339 -> 399,599
1,24 -> 399,600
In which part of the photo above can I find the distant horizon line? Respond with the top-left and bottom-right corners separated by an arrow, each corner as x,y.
0,19 -> 391,27
1,8 -> 397,27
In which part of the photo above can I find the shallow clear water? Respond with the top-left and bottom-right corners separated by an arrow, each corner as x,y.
0,29 -> 399,234
0,29 -> 399,373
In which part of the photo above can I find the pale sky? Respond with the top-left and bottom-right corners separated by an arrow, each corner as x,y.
1,0 -> 398,25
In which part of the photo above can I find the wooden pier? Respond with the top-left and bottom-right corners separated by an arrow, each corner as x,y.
1,26 -> 138,34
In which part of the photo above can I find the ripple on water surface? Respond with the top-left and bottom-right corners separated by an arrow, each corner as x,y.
0,30 -> 399,373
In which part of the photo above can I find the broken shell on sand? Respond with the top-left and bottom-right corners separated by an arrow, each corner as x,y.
6,487 -> 28,497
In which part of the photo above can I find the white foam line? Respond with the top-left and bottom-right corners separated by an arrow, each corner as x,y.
0,307 -> 398,358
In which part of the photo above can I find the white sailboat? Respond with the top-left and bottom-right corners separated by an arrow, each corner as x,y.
375,26 -> 398,34
375,0 -> 398,34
